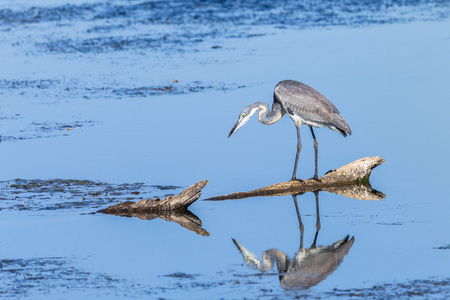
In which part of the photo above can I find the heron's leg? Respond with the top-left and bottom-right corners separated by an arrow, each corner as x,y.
291,126 -> 303,181
292,194 -> 304,250
309,126 -> 320,181
311,191 -> 321,249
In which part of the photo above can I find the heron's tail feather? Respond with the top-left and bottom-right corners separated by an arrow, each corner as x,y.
332,113 -> 352,136
332,235 -> 355,249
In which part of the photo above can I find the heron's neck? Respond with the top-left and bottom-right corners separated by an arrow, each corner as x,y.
255,101 -> 284,125
262,249 -> 289,272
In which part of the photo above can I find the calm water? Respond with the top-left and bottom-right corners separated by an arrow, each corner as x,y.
0,1 -> 449,299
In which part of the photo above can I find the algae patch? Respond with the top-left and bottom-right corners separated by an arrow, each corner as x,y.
0,257 -> 124,298
0,178 -> 179,211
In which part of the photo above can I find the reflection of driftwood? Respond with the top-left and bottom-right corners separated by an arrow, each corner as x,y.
323,182 -> 385,201
101,209 -> 210,237
99,180 -> 208,213
98,180 -> 209,236
206,157 -> 384,201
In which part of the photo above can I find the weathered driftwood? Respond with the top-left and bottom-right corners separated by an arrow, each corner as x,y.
97,180 -> 210,236
98,180 -> 208,213
205,157 -> 385,201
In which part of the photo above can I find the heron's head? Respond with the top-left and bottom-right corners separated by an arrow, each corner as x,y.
228,104 -> 259,138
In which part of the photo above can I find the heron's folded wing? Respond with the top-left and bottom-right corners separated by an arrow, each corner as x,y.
275,83 -> 334,124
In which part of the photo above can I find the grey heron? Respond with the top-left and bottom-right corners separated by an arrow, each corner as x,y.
229,80 -> 352,181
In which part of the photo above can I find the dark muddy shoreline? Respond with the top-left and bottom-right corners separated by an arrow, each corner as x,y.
2,0 -> 449,55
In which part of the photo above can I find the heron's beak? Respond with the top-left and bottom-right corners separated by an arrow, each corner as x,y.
229,111 -> 253,138
228,118 -> 247,137
228,120 -> 241,138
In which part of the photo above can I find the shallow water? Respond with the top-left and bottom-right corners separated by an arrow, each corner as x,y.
1,0 -> 449,299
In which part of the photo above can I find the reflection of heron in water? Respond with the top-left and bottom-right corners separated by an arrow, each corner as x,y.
228,80 -> 352,180
233,192 -> 354,290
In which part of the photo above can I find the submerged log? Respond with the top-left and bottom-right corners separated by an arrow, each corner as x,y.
98,180 -> 210,236
98,180 -> 208,214
205,157 -> 385,201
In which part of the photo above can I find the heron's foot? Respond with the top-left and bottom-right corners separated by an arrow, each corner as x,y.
309,176 -> 322,182
290,177 -> 304,183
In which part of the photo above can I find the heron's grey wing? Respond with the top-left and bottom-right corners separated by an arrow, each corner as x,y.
282,236 -> 355,290
275,80 -> 351,135
275,81 -> 334,124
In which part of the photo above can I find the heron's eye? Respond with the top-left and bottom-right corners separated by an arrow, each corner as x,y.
241,113 -> 246,118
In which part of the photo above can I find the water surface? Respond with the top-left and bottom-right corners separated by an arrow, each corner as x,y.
0,1 -> 449,299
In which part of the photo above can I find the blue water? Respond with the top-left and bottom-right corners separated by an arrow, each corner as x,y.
0,1 -> 449,299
